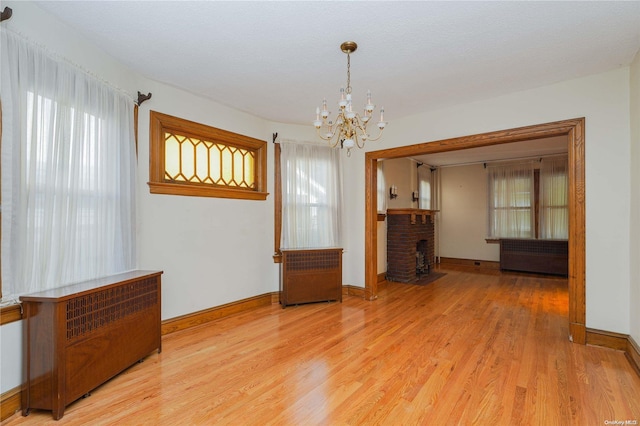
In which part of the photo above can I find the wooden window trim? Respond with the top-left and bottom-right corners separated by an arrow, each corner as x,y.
0,304 -> 23,325
148,111 -> 268,200
273,143 -> 282,263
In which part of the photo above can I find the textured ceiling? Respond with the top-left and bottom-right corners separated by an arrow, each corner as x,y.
32,1 -> 640,128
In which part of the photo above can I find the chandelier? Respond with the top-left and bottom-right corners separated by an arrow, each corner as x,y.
313,41 -> 387,156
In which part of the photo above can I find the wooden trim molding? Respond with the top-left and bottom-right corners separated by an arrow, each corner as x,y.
161,293 -> 276,335
273,142 -> 282,263
626,336 -> 640,376
148,111 -> 268,200
586,328 -> 628,351
439,257 -> 500,270
343,285 -> 366,298
365,118 -> 586,344
377,273 -> 388,291
0,303 -> 22,325
0,386 -> 21,422
586,329 -> 640,377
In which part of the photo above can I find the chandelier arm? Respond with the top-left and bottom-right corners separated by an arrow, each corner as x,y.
329,139 -> 341,149
315,127 -> 332,141
353,113 -> 369,137
317,127 -> 343,148
363,127 -> 385,142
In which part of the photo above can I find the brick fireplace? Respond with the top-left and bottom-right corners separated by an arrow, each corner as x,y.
386,209 -> 436,283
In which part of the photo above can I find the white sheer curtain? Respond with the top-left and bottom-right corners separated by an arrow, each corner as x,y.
417,164 -> 432,209
280,140 -> 342,249
487,161 -> 535,238
539,155 -> 569,239
1,29 -> 137,298
431,167 -> 441,210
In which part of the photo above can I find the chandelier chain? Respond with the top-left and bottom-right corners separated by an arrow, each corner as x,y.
346,53 -> 352,94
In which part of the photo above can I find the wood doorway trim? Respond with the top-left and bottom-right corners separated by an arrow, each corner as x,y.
364,118 -> 586,344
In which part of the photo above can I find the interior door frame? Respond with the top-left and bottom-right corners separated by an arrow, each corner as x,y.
364,118 -> 586,344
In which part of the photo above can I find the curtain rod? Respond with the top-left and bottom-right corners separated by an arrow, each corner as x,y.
137,91 -> 152,106
432,152 -> 567,169
1,7 -> 12,22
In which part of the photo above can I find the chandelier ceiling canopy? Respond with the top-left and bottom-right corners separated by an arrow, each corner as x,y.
313,41 -> 387,156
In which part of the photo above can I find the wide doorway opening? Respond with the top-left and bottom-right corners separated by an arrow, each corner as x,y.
364,118 -> 586,343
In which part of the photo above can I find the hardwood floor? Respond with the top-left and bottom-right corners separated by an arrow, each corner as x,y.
4,266 -> 639,425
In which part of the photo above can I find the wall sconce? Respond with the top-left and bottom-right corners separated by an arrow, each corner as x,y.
412,191 -> 419,202
389,185 -> 398,199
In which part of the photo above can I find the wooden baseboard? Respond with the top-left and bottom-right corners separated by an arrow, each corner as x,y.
570,322 -> 586,345
586,328 -> 640,377
626,336 -> 640,376
439,257 -> 500,270
377,273 -> 388,290
586,328 -> 627,350
343,285 -> 365,298
0,386 -> 21,422
161,292 -> 277,335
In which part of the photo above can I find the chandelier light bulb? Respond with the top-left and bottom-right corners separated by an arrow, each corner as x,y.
365,90 -> 375,112
321,99 -> 330,118
339,88 -> 347,107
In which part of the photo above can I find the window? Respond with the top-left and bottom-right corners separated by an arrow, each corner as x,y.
487,156 -> 568,239
1,29 -> 136,299
417,164 -> 432,210
279,141 -> 342,249
148,111 -> 268,200
539,156 -> 569,239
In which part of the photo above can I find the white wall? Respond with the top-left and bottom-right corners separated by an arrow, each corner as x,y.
343,67 -> 632,334
136,82 -> 276,320
0,1 -> 280,393
629,50 -> 640,346
439,164 -> 500,261
383,158 -> 418,209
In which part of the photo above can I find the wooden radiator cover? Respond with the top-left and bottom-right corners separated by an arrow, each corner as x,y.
499,239 -> 568,276
280,249 -> 342,307
20,270 -> 163,420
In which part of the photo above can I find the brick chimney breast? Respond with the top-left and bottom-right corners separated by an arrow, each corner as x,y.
386,209 -> 436,283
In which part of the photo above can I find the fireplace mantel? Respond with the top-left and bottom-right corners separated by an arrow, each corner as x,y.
387,208 -> 439,225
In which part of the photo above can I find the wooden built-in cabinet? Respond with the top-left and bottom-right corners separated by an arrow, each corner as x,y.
20,270 -> 163,420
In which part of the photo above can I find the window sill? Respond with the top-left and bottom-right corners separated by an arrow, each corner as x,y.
148,182 -> 269,200
0,303 -> 23,325
485,238 -> 500,244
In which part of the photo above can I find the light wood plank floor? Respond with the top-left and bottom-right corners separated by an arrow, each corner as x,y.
4,266 -> 640,425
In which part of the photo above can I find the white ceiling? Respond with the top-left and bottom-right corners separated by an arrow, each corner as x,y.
32,1 -> 640,128
27,1 -> 639,166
